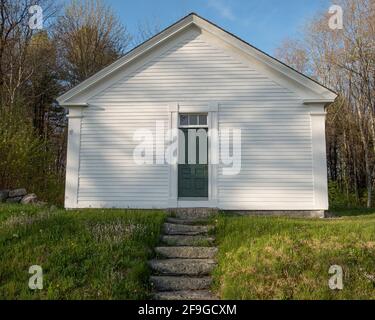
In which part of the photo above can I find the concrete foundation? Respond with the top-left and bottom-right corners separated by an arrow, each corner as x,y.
167,208 -> 326,218
227,210 -> 326,218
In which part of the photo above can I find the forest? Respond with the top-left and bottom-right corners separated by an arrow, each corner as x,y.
275,0 -> 375,208
0,0 -> 157,204
0,0 -> 374,208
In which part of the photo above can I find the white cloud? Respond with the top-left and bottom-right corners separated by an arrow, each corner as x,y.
207,0 -> 236,21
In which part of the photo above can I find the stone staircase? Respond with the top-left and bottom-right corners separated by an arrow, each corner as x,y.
149,209 -> 218,300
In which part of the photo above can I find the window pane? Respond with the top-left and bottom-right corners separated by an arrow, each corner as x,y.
180,114 -> 188,126
189,115 -> 198,125
199,115 -> 207,125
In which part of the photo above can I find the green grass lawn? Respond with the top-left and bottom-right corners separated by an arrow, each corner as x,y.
2,204 -> 375,300
0,204 -> 166,300
213,212 -> 375,300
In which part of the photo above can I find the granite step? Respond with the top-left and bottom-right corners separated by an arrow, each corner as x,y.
150,276 -> 212,291
155,246 -> 217,259
151,211 -> 218,300
161,235 -> 215,246
163,223 -> 211,235
166,217 -> 210,225
168,208 -> 218,219
149,259 -> 216,276
154,290 -> 216,300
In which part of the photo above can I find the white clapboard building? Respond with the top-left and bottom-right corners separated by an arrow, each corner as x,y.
57,13 -> 337,216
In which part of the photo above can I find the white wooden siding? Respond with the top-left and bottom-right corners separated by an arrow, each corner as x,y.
218,102 -> 313,210
89,32 -> 298,103
78,104 -> 169,208
76,29 -> 315,210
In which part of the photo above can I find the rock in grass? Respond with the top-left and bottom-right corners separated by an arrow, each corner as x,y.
21,194 -> 38,204
0,190 -> 9,202
6,196 -> 23,203
9,188 -> 27,198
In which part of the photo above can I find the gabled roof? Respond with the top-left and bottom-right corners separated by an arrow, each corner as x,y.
57,13 -> 337,106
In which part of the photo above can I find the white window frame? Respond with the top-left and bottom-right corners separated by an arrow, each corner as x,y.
179,113 -> 208,129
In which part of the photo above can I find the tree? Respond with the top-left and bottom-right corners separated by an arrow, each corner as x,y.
0,0 -> 57,108
132,18 -> 161,46
26,31 -> 61,137
54,0 -> 131,87
275,0 -> 375,207
275,38 -> 310,74
0,0 -> 143,204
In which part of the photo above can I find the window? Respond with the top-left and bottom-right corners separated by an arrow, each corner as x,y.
179,114 -> 208,127
189,115 -> 198,125
199,115 -> 207,126
180,114 -> 188,126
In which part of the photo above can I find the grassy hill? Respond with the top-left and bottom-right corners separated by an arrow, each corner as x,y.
1,204 -> 375,299
213,212 -> 375,299
0,204 -> 165,299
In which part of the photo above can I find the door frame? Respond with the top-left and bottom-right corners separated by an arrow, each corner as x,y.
168,102 -> 218,208
178,127 -> 209,198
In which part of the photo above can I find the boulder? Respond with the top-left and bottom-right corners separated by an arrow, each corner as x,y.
6,196 -> 23,203
21,193 -> 38,204
8,188 -> 27,198
0,190 -> 9,202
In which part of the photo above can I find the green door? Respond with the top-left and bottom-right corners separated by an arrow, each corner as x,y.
178,128 -> 208,198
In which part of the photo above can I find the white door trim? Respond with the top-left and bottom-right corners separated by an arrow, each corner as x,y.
168,103 -> 179,207
168,102 -> 219,208
208,102 -> 219,206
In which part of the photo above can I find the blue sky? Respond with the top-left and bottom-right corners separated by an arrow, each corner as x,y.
101,0 -> 332,55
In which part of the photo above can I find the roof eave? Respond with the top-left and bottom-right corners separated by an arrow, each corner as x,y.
303,97 -> 337,106
59,102 -> 88,107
